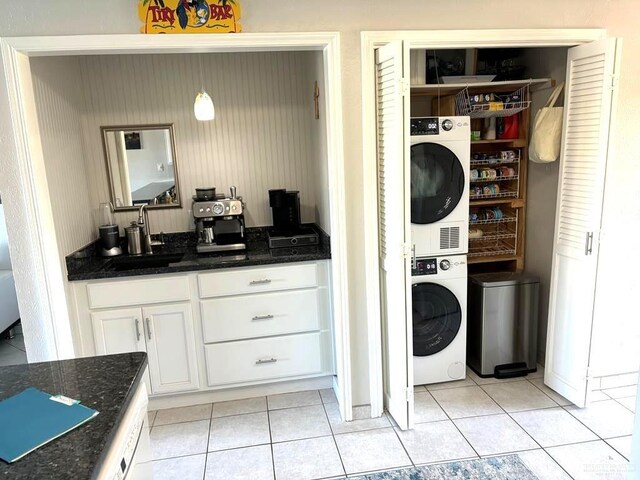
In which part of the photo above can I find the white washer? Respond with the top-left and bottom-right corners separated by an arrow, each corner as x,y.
412,254 -> 467,386
410,116 -> 470,257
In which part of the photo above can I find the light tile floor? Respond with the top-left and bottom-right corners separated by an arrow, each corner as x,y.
148,366 -> 637,480
0,332 -> 27,367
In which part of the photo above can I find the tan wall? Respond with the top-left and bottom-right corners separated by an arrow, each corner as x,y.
2,0 -> 639,405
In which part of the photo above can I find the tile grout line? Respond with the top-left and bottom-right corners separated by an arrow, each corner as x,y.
425,386 -> 482,460
266,395 -> 276,480
203,403 -> 213,480
460,380 -> 576,479
559,402 -> 623,442
320,395 -> 348,478
389,423 -> 416,468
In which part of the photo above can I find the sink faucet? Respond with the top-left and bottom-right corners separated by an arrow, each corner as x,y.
138,204 -> 154,254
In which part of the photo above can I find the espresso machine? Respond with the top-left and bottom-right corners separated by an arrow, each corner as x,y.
267,189 -> 319,248
193,186 -> 246,253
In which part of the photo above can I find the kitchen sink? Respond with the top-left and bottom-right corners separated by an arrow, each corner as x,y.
107,253 -> 184,271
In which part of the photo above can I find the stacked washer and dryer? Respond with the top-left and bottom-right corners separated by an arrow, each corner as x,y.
410,116 -> 470,386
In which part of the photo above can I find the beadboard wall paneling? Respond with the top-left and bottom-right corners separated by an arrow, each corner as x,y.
79,51 -> 321,233
30,57 -> 95,257
307,49 -> 331,235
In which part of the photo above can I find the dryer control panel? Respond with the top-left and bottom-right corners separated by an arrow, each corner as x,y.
410,117 -> 439,136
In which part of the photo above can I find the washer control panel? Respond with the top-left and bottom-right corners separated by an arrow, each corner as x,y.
413,258 -> 438,275
412,256 -> 466,276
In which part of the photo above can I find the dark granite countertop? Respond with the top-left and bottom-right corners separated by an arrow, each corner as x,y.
66,225 -> 331,282
0,352 -> 148,479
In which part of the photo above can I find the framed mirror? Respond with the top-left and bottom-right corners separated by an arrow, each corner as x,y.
101,124 -> 181,211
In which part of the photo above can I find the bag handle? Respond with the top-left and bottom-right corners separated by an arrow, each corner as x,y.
545,82 -> 565,108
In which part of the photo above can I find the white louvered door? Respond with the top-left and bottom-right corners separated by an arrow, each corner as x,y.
375,41 -> 414,430
545,38 -> 619,407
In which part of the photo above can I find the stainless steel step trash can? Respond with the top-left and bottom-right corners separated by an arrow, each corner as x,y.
467,272 -> 540,378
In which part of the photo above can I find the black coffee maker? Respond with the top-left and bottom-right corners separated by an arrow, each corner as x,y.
269,189 -> 301,233
268,189 -> 318,248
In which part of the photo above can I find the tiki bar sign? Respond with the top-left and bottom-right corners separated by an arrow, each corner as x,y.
139,0 -> 242,34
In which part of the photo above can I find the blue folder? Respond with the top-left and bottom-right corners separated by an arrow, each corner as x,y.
0,387 -> 99,463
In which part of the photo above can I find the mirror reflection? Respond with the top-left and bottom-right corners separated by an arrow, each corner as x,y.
101,124 -> 181,210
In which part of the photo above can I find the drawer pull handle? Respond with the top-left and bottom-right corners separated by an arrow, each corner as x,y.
135,319 -> 141,342
250,279 -> 272,285
255,358 -> 277,365
252,314 -> 274,321
145,318 -> 152,340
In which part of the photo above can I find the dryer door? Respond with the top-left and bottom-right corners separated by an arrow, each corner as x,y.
411,143 -> 465,224
412,282 -> 462,356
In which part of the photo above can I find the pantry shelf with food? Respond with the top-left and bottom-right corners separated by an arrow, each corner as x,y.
418,80 -> 535,271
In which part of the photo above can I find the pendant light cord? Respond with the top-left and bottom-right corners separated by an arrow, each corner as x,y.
199,53 -> 205,92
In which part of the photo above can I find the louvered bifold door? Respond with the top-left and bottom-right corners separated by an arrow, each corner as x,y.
545,38 -> 619,407
375,41 -> 414,430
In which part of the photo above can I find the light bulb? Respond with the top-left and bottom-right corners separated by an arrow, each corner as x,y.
194,91 -> 215,121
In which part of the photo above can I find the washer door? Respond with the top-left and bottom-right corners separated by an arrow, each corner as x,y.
411,142 -> 465,224
412,282 -> 462,357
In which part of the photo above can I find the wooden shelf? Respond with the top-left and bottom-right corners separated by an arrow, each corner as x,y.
472,139 -> 527,147
468,254 -> 519,265
470,198 -> 523,207
411,78 -> 552,96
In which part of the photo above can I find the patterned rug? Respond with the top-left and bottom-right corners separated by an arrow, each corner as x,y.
349,454 -> 538,479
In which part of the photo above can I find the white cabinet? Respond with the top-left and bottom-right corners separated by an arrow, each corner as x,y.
77,261 -> 333,396
91,303 -> 200,394
92,307 -> 146,356
144,303 -> 200,394
198,262 -> 333,388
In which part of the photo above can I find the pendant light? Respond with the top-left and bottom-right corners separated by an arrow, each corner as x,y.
194,54 -> 215,121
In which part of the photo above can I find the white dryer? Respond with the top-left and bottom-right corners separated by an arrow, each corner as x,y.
412,254 -> 467,386
410,116 -> 470,257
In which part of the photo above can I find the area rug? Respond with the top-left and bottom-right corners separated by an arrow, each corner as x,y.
349,454 -> 538,479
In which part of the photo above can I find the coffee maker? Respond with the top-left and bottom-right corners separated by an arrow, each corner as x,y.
193,186 -> 246,253
98,202 -> 122,257
267,189 -> 318,248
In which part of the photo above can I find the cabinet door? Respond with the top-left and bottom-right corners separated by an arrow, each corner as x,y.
142,303 -> 200,394
91,308 -> 146,355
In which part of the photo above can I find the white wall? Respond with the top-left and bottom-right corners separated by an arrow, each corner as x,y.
2,0 -> 640,406
30,57 -> 95,259
307,50 -> 331,234
521,47 -> 568,364
78,52 -> 320,232
0,203 -> 12,270
125,129 -> 175,193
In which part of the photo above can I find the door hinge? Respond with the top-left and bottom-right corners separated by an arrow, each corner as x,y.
584,232 -> 594,256
405,387 -> 413,402
400,77 -> 410,96
610,74 -> 619,90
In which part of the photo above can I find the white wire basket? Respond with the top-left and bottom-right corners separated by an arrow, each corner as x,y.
455,84 -> 530,118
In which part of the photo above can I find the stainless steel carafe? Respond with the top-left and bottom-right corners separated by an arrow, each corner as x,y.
125,222 -> 143,255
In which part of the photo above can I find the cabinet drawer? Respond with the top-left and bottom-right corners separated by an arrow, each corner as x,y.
198,263 -> 318,298
87,276 -> 190,309
205,333 -> 322,386
201,289 -> 319,343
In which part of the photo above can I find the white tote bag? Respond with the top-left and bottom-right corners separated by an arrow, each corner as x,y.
529,83 -> 565,163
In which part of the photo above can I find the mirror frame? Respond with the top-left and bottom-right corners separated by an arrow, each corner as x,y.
100,123 -> 182,212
